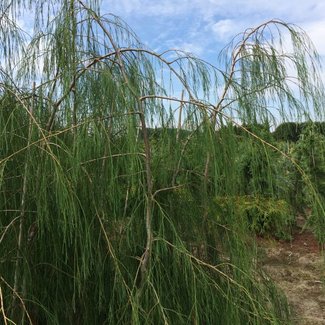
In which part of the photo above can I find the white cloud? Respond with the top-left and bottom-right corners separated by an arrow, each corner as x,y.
302,20 -> 325,56
210,19 -> 243,42
195,0 -> 325,22
174,41 -> 204,56
102,0 -> 193,17
101,0 -> 325,58
13,0 -> 325,77
103,0 -> 325,33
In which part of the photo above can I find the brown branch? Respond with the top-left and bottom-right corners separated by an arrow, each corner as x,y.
138,103 -> 154,282
212,19 -> 291,124
11,83 -> 35,324
0,285 -> 9,325
80,152 -> 146,165
203,152 -> 211,217
176,90 -> 185,143
0,277 -> 33,325
77,0 -> 156,285
0,216 -> 21,244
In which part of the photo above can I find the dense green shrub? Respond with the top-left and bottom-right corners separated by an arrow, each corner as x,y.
238,135 -> 278,197
273,121 -> 325,142
214,196 -> 294,239
292,124 -> 325,240
273,122 -> 301,142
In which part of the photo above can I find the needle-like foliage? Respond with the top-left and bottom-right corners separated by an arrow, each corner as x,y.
0,1 -> 324,324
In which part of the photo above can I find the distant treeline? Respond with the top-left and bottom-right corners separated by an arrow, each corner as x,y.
232,121 -> 325,142
137,121 -> 325,143
230,121 -> 325,142
272,122 -> 325,142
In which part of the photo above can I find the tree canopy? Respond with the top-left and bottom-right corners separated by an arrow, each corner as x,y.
1,1 -> 325,324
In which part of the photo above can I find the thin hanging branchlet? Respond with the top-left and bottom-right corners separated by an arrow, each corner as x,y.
11,82 -> 35,323
0,285 -> 9,325
213,19 -> 323,124
138,100 -> 154,283
218,110 -> 325,224
71,0 -> 157,289
1,276 -> 33,325
69,0 -> 78,137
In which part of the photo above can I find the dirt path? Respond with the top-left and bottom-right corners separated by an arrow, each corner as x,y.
258,226 -> 325,325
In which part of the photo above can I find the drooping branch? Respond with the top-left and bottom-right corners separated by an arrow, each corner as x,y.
77,0 -> 155,284
11,82 -> 35,323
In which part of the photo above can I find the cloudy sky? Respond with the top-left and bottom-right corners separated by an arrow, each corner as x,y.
100,0 -> 325,65
8,0 -> 324,123
15,0 -> 325,66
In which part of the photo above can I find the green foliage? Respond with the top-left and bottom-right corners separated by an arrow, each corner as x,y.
238,141 -> 276,196
273,122 -> 301,142
292,123 -> 325,240
273,121 -> 325,142
1,2 -> 325,324
293,123 -> 325,197
214,196 -> 294,239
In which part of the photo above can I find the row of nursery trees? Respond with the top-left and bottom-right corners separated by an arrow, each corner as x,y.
1,0 -> 325,324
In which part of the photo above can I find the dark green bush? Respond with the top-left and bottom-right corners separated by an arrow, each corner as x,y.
214,195 -> 294,239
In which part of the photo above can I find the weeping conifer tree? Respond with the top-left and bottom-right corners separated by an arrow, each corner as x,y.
1,1 -> 324,324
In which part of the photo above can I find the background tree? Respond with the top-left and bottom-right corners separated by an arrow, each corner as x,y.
292,123 -> 325,239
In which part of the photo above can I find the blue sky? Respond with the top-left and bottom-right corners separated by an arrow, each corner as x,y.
96,0 -> 325,124
100,0 -> 325,66
10,0 -> 325,124
11,0 -> 324,125
16,0 -> 325,69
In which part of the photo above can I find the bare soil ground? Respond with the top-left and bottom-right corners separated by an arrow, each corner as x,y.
258,220 -> 325,325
